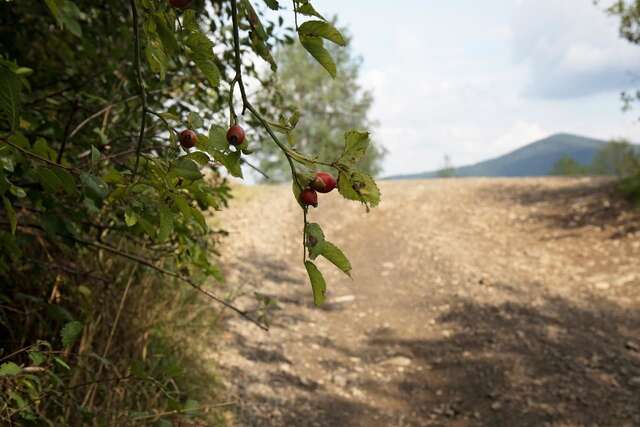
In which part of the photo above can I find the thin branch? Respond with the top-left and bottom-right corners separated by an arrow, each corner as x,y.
2,139 -> 79,174
78,238 -> 269,331
57,99 -> 79,163
241,158 -> 270,180
130,0 -> 148,175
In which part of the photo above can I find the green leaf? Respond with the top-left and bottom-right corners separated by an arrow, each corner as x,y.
124,210 -> 138,227
185,151 -> 210,166
208,125 -> 228,152
61,321 -> 83,348
153,14 -> 179,56
80,173 -> 109,200
188,111 -> 204,129
318,241 -> 351,276
0,64 -> 22,130
36,167 -> 65,194
2,196 -> 16,235
339,131 -> 370,166
337,171 -> 380,207
53,357 -> 70,370
241,0 -> 267,40
0,362 -> 21,377
185,30 -> 220,88
52,168 -> 77,196
304,261 -> 326,306
45,0 -> 83,37
305,222 -> 325,259
263,0 -> 279,10
158,205 -> 174,241
213,151 -> 243,178
250,31 -> 277,71
298,3 -> 324,20
145,39 -> 168,80
171,158 -> 202,180
28,351 -> 45,366
91,145 -> 101,167
298,20 -> 346,46
299,35 -> 336,78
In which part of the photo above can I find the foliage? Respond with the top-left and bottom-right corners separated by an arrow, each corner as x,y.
0,0 -> 380,424
590,139 -> 639,177
436,155 -> 456,178
602,0 -> 640,119
252,24 -> 386,182
550,155 -> 589,177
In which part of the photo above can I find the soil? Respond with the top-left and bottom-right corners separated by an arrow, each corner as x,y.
212,178 -> 640,427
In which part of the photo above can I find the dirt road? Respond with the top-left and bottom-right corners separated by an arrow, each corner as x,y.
213,178 -> 640,427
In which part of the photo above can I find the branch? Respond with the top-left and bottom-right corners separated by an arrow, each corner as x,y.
78,238 -> 269,331
2,139 -> 80,175
241,158 -> 270,180
130,0 -> 148,176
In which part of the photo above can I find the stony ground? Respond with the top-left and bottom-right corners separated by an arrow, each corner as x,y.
211,178 -> 640,427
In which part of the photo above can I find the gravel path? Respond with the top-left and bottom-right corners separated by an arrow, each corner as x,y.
213,178 -> 640,427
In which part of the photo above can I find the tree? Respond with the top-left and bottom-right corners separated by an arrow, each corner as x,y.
590,139 -> 639,177
0,0 -> 380,423
436,154 -> 456,178
550,155 -> 589,176
252,25 -> 386,182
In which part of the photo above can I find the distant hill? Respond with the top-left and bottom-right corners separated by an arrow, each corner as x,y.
387,133 -> 616,180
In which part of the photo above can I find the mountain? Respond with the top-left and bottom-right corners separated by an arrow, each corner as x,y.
386,133 -> 614,180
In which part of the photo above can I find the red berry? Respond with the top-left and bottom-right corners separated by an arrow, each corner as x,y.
169,0 -> 191,9
300,188 -> 318,208
226,124 -> 246,146
179,129 -> 197,149
310,172 -> 337,194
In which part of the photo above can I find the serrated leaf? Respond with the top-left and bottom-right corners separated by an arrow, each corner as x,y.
297,1 -> 325,20
36,167 -> 65,194
339,131 -> 370,166
145,40 -> 168,80
171,158 -> 202,180
319,241 -> 351,276
61,321 -> 83,348
213,150 -> 243,178
28,351 -> 45,366
298,20 -> 345,46
0,64 -> 22,130
250,31 -> 277,71
305,223 -> 325,259
153,14 -> 179,56
299,35 -> 336,78
2,196 -> 16,235
186,30 -> 220,88
185,151 -> 210,166
241,0 -> 267,40
208,125 -> 228,152
0,362 -> 21,377
337,171 -> 380,207
124,210 -> 138,227
53,168 -> 77,196
158,205 -> 173,241
188,111 -> 204,129
304,261 -> 326,306
80,173 -> 108,200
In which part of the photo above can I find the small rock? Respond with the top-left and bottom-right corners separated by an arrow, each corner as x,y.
628,377 -> 640,387
332,374 -> 347,388
594,282 -> 610,291
491,402 -> 502,410
381,356 -> 412,367
625,341 -> 640,352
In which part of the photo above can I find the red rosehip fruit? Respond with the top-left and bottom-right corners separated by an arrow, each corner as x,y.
226,124 -> 245,146
300,188 -> 318,208
169,0 -> 192,9
179,129 -> 197,149
310,172 -> 337,194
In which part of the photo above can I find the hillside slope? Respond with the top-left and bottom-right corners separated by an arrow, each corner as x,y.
389,133 -> 609,179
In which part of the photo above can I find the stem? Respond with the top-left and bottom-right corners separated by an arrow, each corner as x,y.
292,0 -> 299,30
2,139 -> 79,174
130,0 -> 148,176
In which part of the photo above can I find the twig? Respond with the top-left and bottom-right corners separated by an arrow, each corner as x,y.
78,238 -> 269,331
2,139 -> 79,174
130,0 -> 148,175
241,158 -> 270,180
131,401 -> 237,421
57,99 -> 79,163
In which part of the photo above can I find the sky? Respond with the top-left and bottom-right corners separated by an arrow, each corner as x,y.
302,0 -> 640,176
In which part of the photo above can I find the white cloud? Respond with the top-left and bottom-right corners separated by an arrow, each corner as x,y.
513,0 -> 640,98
